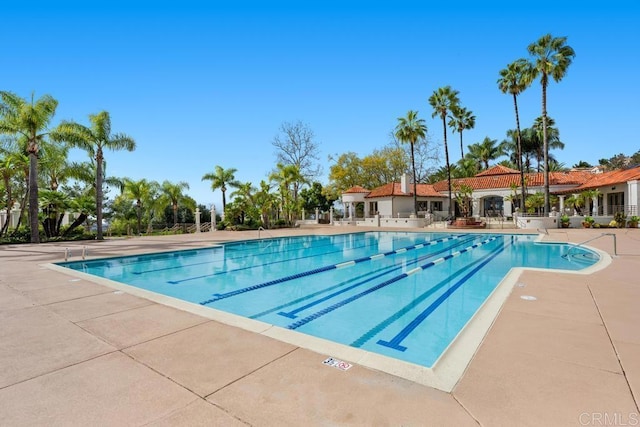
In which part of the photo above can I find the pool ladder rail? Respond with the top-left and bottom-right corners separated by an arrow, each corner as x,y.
63,246 -> 89,261
565,232 -> 618,259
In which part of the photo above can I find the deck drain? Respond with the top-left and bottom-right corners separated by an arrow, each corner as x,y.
516,282 -> 526,288
520,295 -> 537,301
113,291 -> 124,295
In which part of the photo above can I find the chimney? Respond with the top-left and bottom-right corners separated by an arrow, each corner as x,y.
400,173 -> 411,194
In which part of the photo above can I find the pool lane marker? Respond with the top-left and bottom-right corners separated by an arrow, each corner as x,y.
350,242 -> 507,348
276,237 -> 477,319
199,234 -> 465,305
285,236 -> 497,330
376,239 -> 509,352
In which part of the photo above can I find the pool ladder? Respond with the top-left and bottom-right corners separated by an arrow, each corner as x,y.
565,233 -> 618,258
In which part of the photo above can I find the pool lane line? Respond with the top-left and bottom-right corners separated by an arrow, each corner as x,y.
248,258 -> 415,319
167,233 -> 454,284
167,237 -> 382,284
285,236 -> 498,330
276,237 -> 479,319
351,240 -> 507,348
131,233 -> 380,276
376,238 -> 510,352
198,234 -> 466,305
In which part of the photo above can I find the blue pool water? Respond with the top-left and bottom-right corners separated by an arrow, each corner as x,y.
58,232 -> 598,368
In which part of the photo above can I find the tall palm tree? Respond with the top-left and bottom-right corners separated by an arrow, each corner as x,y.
0,91 -> 59,243
201,165 -> 239,214
160,180 -> 190,225
448,106 -> 475,159
53,111 -> 136,240
527,34 -> 575,214
429,86 -> 460,217
394,110 -> 427,216
498,58 -> 532,210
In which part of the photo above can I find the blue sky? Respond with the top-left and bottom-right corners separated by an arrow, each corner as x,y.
3,1 -> 639,209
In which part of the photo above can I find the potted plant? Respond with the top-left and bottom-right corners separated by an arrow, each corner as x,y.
582,216 -> 595,228
628,215 -> 639,228
614,212 -> 627,228
560,214 -> 570,228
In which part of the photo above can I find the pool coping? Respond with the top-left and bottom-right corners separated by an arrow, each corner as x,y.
43,235 -> 612,392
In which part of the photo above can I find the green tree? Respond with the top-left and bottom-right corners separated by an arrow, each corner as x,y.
498,58 -> 532,209
39,189 -> 69,238
122,178 -> 152,235
63,194 -> 95,236
326,152 -> 364,198
572,160 -> 593,168
448,106 -> 475,159
269,163 -> 307,224
160,180 -> 192,225
466,137 -> 504,170
299,182 -> 337,213
229,182 -> 257,225
201,165 -> 240,213
395,110 -> 427,216
0,91 -> 59,243
253,180 -> 277,228
429,86 -> 460,217
527,33 -> 575,214
53,111 -> 136,240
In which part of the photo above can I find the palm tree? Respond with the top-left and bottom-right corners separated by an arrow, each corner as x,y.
448,106 -> 475,159
122,178 -> 151,235
467,137 -> 504,170
429,86 -> 460,217
269,163 -> 307,224
53,111 -> 136,240
0,148 -> 19,236
498,58 -> 532,210
527,34 -> 575,214
201,165 -> 240,214
160,180 -> 191,225
394,110 -> 427,216
532,116 -> 565,160
0,91 -> 59,243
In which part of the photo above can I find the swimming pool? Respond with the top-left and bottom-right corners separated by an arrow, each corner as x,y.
57,231 -> 600,383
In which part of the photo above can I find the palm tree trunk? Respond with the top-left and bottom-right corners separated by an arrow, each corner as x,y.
513,93 -> 526,210
459,131 -> 464,159
28,150 -> 40,243
410,141 -> 417,216
442,117 -> 452,218
542,82 -> 549,215
136,201 -> 142,235
96,151 -> 104,240
221,190 -> 227,213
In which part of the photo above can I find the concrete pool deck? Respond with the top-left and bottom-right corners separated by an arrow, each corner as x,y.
0,226 -> 638,426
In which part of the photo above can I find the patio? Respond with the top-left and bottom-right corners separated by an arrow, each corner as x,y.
0,227 -> 638,426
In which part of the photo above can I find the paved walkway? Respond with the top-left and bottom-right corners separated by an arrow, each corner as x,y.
0,227 -> 638,426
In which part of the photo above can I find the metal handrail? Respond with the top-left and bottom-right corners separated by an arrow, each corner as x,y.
566,232 -> 618,258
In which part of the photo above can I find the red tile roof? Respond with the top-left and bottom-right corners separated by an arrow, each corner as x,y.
432,171 -> 593,192
555,166 -> 640,193
475,165 -> 519,176
366,183 -> 444,198
343,185 -> 370,194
